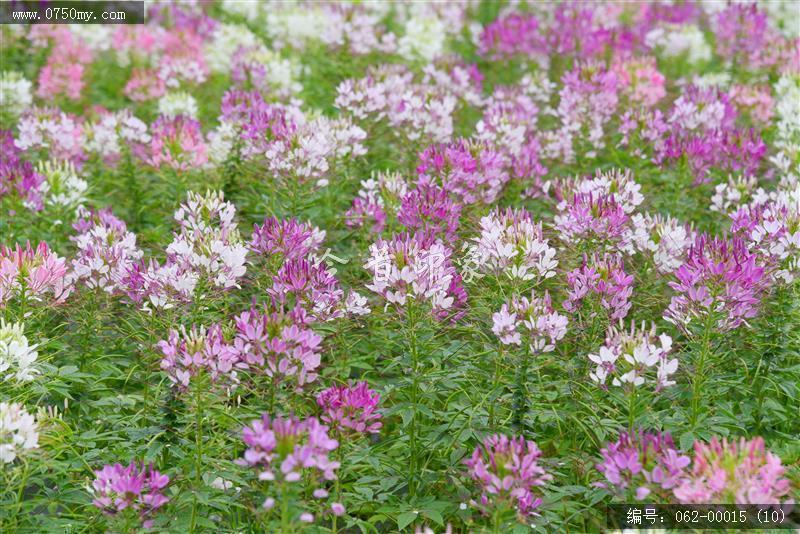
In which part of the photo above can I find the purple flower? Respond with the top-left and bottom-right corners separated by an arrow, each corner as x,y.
91,461 -> 169,528
464,434 -> 552,518
268,259 -> 345,322
316,381 -> 382,435
417,138 -> 509,205
596,430 -> 689,501
397,183 -> 462,242
364,232 -> 467,321
0,129 -> 45,211
250,216 -> 325,261
664,234 -> 767,332
478,13 -> 546,61
565,253 -> 634,322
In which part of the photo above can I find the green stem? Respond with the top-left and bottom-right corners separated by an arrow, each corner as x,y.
512,349 -> 530,432
690,320 -> 714,427
628,387 -> 637,432
280,482 -> 290,533
407,303 -> 420,498
190,385 -> 204,532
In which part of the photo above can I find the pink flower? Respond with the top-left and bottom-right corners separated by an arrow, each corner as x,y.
596,430 -> 689,501
398,183 -> 462,242
465,434 -> 552,518
316,381 -> 382,435
238,414 -> 339,483
674,437 -> 792,504
249,216 -> 325,262
233,304 -> 322,388
417,138 -> 509,205
158,324 -> 243,390
473,208 -> 558,281
664,234 -> 768,332
364,232 -> 467,321
91,461 -> 169,527
0,241 -> 70,307
147,115 -> 208,171
478,13 -> 546,61
493,291 -> 568,353
0,129 -> 45,211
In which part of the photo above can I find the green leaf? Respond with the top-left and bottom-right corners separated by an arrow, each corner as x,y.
397,511 -> 418,530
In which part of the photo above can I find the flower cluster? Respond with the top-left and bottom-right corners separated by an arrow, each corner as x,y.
629,214 -> 694,274
0,401 -> 39,464
234,304 -> 322,388
69,208 -> 143,295
166,190 -> 248,290
346,171 -> 409,234
564,254 -> 634,322
1,129 -> 45,210
674,437 -> 791,504
90,462 -> 170,528
0,241 -> 70,308
464,434 -> 552,518
472,208 -> 557,282
316,382 -> 382,436
250,216 -> 326,262
588,322 -> 677,392
0,320 -> 39,382
416,139 -> 509,205
158,324 -> 242,390
239,413 -> 340,494
596,430 -> 690,501
364,232 -> 466,320
664,234 -> 768,332
492,291 -> 568,353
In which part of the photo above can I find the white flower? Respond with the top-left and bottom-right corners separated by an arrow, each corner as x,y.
0,71 -> 33,115
158,92 -> 198,119
0,321 -> 39,382
35,160 -> 88,208
0,402 -> 39,464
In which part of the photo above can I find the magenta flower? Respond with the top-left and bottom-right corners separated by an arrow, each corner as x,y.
664,234 -> 767,333
554,192 -> 631,253
0,130 -> 45,211
91,461 -> 169,529
674,437 -> 792,504
239,414 -> 339,483
316,382 -> 382,435
564,254 -> 634,322
234,304 -> 322,388
0,241 -> 70,308
268,259 -> 345,322
397,183 -> 462,242
465,434 -> 552,518
596,430 -> 690,501
417,138 -> 509,205
478,13 -> 546,61
158,324 -> 243,390
250,216 -> 325,262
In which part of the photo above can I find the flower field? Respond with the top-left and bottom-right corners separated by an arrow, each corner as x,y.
1,1 -> 800,532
